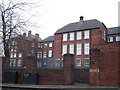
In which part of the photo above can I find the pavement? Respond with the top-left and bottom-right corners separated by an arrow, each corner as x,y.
0,83 -> 120,90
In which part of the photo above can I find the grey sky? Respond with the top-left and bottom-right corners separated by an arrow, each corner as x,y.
4,0 -> 120,39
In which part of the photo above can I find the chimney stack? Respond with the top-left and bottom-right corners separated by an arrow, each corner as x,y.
79,16 -> 84,24
28,30 -> 32,37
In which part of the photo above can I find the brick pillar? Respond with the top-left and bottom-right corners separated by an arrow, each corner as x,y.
90,48 -> 100,86
63,54 -> 74,85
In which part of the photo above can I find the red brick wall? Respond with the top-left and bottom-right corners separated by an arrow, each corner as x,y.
3,54 -> 74,85
53,34 -> 62,58
90,42 -> 119,86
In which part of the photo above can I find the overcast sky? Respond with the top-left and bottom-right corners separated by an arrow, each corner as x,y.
28,0 -> 119,39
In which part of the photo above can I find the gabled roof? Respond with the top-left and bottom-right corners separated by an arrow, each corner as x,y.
55,19 -> 103,34
40,35 -> 54,43
107,26 -> 120,35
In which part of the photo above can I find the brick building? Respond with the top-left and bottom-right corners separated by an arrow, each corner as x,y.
2,16 -> 120,86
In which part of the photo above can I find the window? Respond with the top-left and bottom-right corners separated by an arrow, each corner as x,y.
43,62 -> 47,68
84,58 -> 89,67
12,41 -> 17,45
18,53 -> 22,58
116,36 -> 120,41
10,59 -> 16,67
44,43 -> 47,48
76,59 -> 81,67
69,44 -> 74,54
18,60 -> 22,67
102,31 -> 106,40
14,49 -> 17,52
37,52 -> 42,58
76,43 -> 82,55
77,31 -> 82,40
10,53 -> 13,58
84,43 -> 89,55
37,61 -> 41,68
108,36 -> 113,42
63,33 -> 68,41
13,53 -> 17,58
84,30 -> 89,39
49,43 -> 53,47
43,52 -> 47,58
62,45 -> 67,55
11,49 -> 14,52
48,50 -> 52,57
70,32 -> 74,40
55,58 -> 60,68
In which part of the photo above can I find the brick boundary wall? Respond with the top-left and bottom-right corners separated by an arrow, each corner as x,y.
90,43 -> 120,86
3,54 -> 75,85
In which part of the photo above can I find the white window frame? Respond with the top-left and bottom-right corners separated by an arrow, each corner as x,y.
18,59 -> 22,67
77,31 -> 82,40
55,58 -> 60,68
76,59 -> 82,67
84,30 -> 89,39
37,61 -> 42,68
63,33 -> 68,41
48,50 -> 52,57
18,53 -> 22,58
116,36 -> 120,41
62,45 -> 67,55
84,58 -> 90,67
76,43 -> 82,55
13,53 -> 17,58
70,32 -> 74,41
44,43 -> 47,48
84,43 -> 90,55
108,36 -> 113,42
49,43 -> 53,47
43,52 -> 47,58
69,44 -> 74,54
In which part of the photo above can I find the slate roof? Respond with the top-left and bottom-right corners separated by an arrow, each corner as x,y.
107,26 -> 120,35
55,19 -> 104,34
40,35 -> 54,43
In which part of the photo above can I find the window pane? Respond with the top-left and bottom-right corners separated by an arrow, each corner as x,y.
84,43 -> 89,55
18,53 -> 22,58
48,50 -> 52,57
84,58 -> 89,67
76,43 -> 82,55
69,44 -> 74,54
116,36 -> 120,41
18,60 -> 22,67
13,53 -> 17,58
62,45 -> 67,55
10,53 -> 13,58
43,52 -> 47,58
44,43 -> 47,48
70,32 -> 74,40
108,36 -> 113,42
37,62 -> 41,68
76,59 -> 81,67
37,52 -> 42,58
49,43 -> 53,47
55,58 -> 60,68
77,31 -> 82,40
84,30 -> 89,39
63,33 -> 68,41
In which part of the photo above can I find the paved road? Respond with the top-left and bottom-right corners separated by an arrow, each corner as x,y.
1,83 -> 120,90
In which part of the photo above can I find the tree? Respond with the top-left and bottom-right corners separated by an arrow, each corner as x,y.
0,0 -> 38,57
